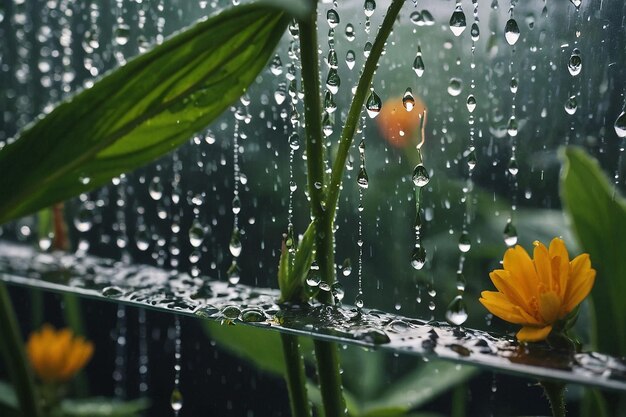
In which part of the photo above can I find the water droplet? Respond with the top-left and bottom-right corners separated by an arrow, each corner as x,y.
345,24 -> 355,41
508,158 -> 519,176
466,94 -> 477,112
447,78 -> 463,96
564,96 -> 578,115
324,91 -> 337,113
568,48 -> 582,76
326,49 -> 338,69
319,282 -> 331,292
510,77 -> 518,94
188,220 -> 204,248
470,22 -> 480,41
413,47 -> 425,77
270,54 -> 283,75
421,10 -> 435,26
322,112 -> 334,137
229,228 -> 242,257
403,88 -> 415,111
241,309 -> 265,323
446,296 -> 468,326
363,42 -> 372,58
355,294 -> 364,309
227,261 -> 241,285
366,91 -> 382,118
506,117 -> 518,137
74,207 -> 93,232
326,69 -> 340,95
504,19 -> 520,45
410,245 -> 426,270
357,167 -> 369,189
327,9 -> 340,28
331,282 -> 345,302
503,221 -> 518,246
467,150 -> 477,170
449,5 -> 467,36
342,258 -> 352,276
232,195 -> 241,214
149,178 -> 163,200
222,305 -> 241,319
458,231 -> 471,253
569,0 -> 582,10
170,388 -> 183,411
412,164 -> 430,187
114,23 -> 130,46
102,286 -> 124,298
363,0 -> 376,17
345,50 -> 356,69
289,133 -> 300,150
615,111 -> 626,138
306,270 -> 321,287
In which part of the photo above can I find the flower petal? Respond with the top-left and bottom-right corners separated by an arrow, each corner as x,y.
503,245 -> 539,297
564,254 -> 594,308
549,238 -> 570,296
533,241 -> 552,290
516,325 -> 553,342
539,291 -> 562,323
489,270 -> 530,311
480,291 -> 531,324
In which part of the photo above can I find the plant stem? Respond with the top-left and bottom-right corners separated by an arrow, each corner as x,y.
541,380 -> 566,417
325,0 -> 405,220
314,339 -> 345,417
280,333 -> 312,417
0,283 -> 43,417
299,0 -> 336,304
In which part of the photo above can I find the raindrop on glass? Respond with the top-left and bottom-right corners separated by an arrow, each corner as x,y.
229,228 -> 242,257
357,167 -> 369,189
412,164 -> 430,187
447,78 -> 463,96
327,9 -> 340,28
446,296 -> 468,326
366,91 -> 382,118
564,96 -> 578,115
188,220 -> 204,248
413,47 -> 425,77
170,388 -> 183,412
411,245 -> 426,270
345,50 -> 356,69
503,221 -> 518,246
449,5 -> 467,37
568,48 -> 582,76
403,88 -> 415,111
504,19 -> 520,45
458,231 -> 471,253
466,94 -> 477,112
363,0 -> 376,17
270,54 -> 283,75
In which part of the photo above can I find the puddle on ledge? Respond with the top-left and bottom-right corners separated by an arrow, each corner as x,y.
0,240 -> 624,391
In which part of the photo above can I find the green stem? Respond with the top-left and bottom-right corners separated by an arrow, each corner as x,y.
298,0 -> 336,303
314,340 -> 346,417
541,380 -> 566,417
280,333 -> 312,417
0,283 -> 43,417
324,0 -> 405,220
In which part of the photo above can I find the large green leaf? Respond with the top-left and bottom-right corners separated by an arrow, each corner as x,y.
360,361 -> 477,416
560,147 -> 626,356
0,3 -> 289,224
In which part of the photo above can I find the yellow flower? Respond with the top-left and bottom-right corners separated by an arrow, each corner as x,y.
480,238 -> 595,342
26,325 -> 94,384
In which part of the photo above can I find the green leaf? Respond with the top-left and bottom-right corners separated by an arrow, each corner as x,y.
0,3 -> 288,224
361,361 -> 477,416
0,380 -> 18,410
560,146 -> 626,356
202,321 -> 287,375
59,398 -> 149,417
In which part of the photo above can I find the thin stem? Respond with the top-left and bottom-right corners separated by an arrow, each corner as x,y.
299,2 -> 325,222
324,0 -> 405,220
298,0 -> 336,303
314,340 -> 346,417
541,380 -> 566,417
280,333 -> 312,417
0,283 -> 43,417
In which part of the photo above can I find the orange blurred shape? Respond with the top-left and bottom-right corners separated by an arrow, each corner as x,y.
27,324 -> 94,384
375,95 -> 426,148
